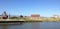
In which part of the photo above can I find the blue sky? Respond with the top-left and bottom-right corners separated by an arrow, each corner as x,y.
0,0 -> 60,17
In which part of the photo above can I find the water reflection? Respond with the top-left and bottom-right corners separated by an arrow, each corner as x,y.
0,22 -> 60,29
0,25 -> 8,29
31,22 -> 40,29
0,22 -> 25,29
40,22 -> 60,29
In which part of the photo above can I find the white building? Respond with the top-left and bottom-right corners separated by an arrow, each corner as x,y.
53,15 -> 59,18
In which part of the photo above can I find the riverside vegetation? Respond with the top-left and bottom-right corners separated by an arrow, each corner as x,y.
0,16 -> 60,22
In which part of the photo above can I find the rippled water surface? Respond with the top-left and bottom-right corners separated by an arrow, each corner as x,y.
0,22 -> 60,29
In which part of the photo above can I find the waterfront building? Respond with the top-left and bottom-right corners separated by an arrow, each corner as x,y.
30,14 -> 40,20
53,15 -> 59,18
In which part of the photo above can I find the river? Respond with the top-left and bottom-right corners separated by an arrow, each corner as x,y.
0,22 -> 60,29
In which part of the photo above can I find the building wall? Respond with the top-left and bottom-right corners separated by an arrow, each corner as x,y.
53,15 -> 59,18
31,14 -> 40,17
31,14 -> 40,20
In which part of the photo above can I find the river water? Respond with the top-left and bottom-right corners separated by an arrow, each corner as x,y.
0,22 -> 60,29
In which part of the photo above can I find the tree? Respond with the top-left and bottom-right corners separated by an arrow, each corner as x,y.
10,16 -> 19,19
20,15 -> 23,18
